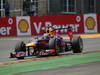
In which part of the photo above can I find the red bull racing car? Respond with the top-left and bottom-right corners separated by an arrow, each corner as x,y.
10,26 -> 83,59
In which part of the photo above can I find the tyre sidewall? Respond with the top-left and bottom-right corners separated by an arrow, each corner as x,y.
72,36 -> 83,53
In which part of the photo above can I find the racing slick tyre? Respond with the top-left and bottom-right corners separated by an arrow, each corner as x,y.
71,36 -> 83,53
15,41 -> 26,52
49,38 -> 56,49
15,41 -> 26,59
49,38 -> 61,55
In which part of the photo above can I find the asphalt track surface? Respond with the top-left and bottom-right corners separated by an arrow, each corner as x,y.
0,34 -> 100,75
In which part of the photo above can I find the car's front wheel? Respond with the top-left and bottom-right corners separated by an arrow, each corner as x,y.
15,41 -> 26,59
15,41 -> 26,52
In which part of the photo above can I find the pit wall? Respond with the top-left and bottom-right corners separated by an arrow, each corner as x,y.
0,14 -> 100,36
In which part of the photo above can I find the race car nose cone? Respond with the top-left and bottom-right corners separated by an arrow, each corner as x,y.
26,43 -> 36,47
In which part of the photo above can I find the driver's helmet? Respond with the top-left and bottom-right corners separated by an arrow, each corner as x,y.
46,27 -> 55,37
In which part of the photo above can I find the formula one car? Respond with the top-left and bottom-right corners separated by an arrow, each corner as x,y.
10,26 -> 83,59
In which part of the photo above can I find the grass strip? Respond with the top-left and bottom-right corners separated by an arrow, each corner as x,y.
0,52 -> 100,75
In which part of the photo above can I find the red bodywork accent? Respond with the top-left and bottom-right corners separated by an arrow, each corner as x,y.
46,49 -> 57,54
67,31 -> 73,40
10,52 -> 25,58
16,52 -> 25,57
38,49 -> 57,56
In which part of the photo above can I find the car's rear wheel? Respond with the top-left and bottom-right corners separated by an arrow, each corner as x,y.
72,36 -> 83,53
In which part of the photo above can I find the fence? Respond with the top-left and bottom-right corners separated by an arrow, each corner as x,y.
0,0 -> 48,17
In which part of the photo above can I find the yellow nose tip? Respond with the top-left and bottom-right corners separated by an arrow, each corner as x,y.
26,43 -> 36,47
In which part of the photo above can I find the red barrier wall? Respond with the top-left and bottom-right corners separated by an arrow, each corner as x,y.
0,15 -> 87,36
30,15 -> 84,35
97,14 -> 100,33
0,17 -> 17,36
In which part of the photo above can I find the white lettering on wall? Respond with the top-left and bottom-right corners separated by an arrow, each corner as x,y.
33,22 -> 42,34
8,18 -> 13,25
0,27 -> 11,35
33,21 -> 79,34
